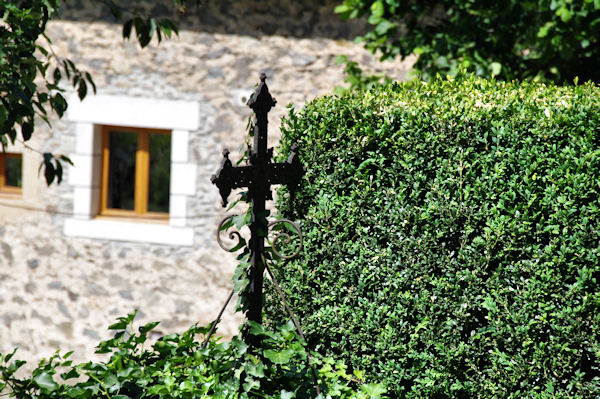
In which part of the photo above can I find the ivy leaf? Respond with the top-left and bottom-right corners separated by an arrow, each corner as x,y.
34,372 -> 58,392
263,349 -> 294,364
245,362 -> 265,378
231,336 -> 249,355
360,383 -> 387,398
60,368 -> 80,380
280,390 -> 295,399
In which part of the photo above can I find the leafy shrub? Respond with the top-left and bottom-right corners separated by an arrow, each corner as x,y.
335,0 -> 600,83
0,311 -> 387,398
269,76 -> 600,397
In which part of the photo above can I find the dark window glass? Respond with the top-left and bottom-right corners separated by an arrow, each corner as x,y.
107,130 -> 137,210
148,133 -> 171,213
5,156 -> 22,187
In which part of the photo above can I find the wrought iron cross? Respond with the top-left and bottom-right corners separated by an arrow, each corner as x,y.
211,73 -> 304,336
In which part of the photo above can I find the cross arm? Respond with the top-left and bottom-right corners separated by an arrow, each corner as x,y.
267,143 -> 305,194
211,149 -> 253,207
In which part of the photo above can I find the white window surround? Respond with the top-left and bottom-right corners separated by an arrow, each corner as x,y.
63,94 -> 198,246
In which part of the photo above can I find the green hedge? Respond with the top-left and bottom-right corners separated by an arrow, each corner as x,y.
268,76 -> 600,397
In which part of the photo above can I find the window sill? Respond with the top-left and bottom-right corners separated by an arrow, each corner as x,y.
0,189 -> 22,197
95,213 -> 169,224
64,217 -> 194,246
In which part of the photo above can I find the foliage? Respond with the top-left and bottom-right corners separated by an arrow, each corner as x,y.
0,0 -> 184,184
335,0 -> 600,83
270,76 -> 600,397
334,55 -> 391,92
0,0 -> 85,183
0,314 -> 386,398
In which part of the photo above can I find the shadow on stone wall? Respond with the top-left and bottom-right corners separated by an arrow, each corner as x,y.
58,0 -> 369,39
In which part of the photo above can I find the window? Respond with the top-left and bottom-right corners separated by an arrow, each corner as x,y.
100,125 -> 171,220
0,152 -> 22,195
64,94 -> 198,245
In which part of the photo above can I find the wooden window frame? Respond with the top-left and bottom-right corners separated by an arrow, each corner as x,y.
0,152 -> 23,195
100,125 -> 171,221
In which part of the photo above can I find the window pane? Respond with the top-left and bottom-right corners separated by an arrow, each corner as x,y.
107,130 -> 137,210
148,133 -> 171,213
4,155 -> 22,187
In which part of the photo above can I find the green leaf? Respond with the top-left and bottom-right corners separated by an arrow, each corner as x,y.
34,371 -> 58,392
77,79 -> 87,100
103,373 -> 118,388
233,277 -> 249,292
281,390 -> 295,399
61,368 -> 80,380
231,336 -> 249,355
179,380 -> 194,392
335,54 -> 349,64
537,22 -> 555,38
263,349 -> 294,364
232,212 -> 251,229
55,159 -> 63,184
159,19 -> 179,39
556,6 -> 572,22
85,72 -> 97,94
245,362 -> 265,378
490,62 -> 502,76
53,67 -> 61,83
375,20 -> 396,36
51,93 -> 67,118
334,4 -> 351,14
108,313 -> 134,330
134,17 -> 151,47
59,154 -> 74,166
123,19 -> 133,39
41,153 -> 55,185
360,383 -> 387,398
21,122 -> 33,141
370,1 -> 384,18
107,0 -> 122,19
148,18 -> 157,41
139,321 -> 160,333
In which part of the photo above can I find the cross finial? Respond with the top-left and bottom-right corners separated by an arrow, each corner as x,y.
248,73 -> 276,113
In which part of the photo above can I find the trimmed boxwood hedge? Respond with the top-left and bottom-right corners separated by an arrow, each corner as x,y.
267,76 -> 600,397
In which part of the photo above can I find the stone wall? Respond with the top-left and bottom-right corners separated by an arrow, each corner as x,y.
57,0 -> 370,39
0,3 -> 414,372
